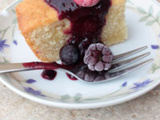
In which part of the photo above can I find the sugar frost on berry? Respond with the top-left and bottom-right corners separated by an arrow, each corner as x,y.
84,43 -> 113,71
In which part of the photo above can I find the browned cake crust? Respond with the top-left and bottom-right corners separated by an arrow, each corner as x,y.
16,0 -> 127,62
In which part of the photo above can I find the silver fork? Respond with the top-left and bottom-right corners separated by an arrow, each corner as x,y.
0,46 -> 153,82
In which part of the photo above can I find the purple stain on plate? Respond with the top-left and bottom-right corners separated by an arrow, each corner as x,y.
151,45 -> 159,49
26,79 -> 36,84
13,40 -> 18,45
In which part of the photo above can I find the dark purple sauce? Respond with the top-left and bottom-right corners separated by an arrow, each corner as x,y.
23,0 -> 112,82
23,62 -> 74,70
46,0 -> 111,56
42,70 -> 57,80
66,73 -> 78,81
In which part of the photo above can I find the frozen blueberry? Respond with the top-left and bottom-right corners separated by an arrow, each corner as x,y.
84,43 -> 113,71
60,45 -> 79,65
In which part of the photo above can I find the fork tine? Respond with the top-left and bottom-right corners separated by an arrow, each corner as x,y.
113,46 -> 148,61
111,52 -> 150,70
104,58 -> 153,81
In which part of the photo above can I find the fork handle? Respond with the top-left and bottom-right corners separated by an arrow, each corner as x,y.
0,62 -> 70,74
0,63 -> 32,74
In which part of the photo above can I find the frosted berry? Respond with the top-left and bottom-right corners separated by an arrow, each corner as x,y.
60,45 -> 79,65
84,43 -> 113,71
95,61 -> 104,71
73,0 -> 100,7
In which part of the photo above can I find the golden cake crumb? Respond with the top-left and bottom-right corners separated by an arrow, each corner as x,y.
16,0 -> 127,62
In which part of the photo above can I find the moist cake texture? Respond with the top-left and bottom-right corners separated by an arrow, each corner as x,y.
16,0 -> 127,62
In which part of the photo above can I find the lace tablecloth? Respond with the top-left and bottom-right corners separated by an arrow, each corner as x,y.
0,0 -> 160,120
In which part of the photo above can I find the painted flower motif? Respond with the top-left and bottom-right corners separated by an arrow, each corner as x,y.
122,82 -> 127,87
24,87 -> 45,97
0,38 -> 9,52
131,79 -> 152,90
13,40 -> 18,45
151,45 -> 159,49
26,79 -> 36,84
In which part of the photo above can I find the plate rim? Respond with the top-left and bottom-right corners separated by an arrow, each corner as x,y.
1,75 -> 160,109
0,0 -> 160,109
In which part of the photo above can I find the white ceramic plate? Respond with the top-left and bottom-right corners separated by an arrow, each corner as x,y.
0,0 -> 160,109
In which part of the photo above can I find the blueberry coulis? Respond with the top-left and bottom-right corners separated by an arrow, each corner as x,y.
23,0 -> 112,82
46,0 -> 111,56
42,70 -> 57,80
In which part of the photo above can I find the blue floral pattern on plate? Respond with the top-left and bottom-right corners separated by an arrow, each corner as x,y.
0,0 -> 160,108
24,87 -> 45,97
26,79 -> 37,84
13,40 -> 18,46
131,79 -> 153,90
151,45 -> 159,49
0,38 -> 9,52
